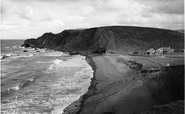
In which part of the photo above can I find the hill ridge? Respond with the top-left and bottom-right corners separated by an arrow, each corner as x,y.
22,26 -> 184,55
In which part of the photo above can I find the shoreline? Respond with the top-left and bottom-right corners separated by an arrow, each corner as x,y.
3,41 -> 184,114
63,55 -> 100,114
76,56 -> 98,114
63,54 -> 184,114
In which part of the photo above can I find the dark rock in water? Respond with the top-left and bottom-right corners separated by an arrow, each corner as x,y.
21,43 -> 30,47
22,26 -> 184,55
1,55 -> 9,59
23,50 -> 28,52
1,56 -> 7,59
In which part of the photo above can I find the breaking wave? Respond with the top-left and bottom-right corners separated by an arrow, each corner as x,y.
1,53 -> 35,60
1,49 -> 93,114
46,55 -> 89,72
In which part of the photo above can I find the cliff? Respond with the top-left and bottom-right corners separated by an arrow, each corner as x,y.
21,26 -> 184,114
22,26 -> 184,55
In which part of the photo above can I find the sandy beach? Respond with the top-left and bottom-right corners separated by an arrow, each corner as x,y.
64,54 -> 184,114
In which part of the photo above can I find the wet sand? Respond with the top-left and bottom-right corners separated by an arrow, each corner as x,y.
64,55 -> 184,114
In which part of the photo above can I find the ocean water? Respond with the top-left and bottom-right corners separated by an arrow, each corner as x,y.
1,40 -> 93,114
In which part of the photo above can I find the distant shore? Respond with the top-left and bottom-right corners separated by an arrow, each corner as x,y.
63,54 -> 184,114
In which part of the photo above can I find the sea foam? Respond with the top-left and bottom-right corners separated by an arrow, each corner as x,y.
45,55 -> 93,114
47,59 -> 62,71
1,48 -> 93,114
46,55 -> 88,72
42,51 -> 64,56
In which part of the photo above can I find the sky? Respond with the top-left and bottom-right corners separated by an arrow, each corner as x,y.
0,0 -> 184,39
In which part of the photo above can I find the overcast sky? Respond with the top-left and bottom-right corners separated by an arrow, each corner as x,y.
1,0 -> 184,39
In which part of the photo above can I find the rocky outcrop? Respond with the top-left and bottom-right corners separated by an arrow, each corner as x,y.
22,26 -> 184,55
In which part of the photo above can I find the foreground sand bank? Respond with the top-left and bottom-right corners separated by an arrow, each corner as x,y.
64,55 -> 184,114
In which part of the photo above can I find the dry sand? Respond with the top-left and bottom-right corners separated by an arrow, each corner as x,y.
64,55 -> 184,114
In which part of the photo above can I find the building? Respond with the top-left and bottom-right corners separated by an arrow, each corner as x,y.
106,50 -> 116,54
155,48 -> 163,55
167,48 -> 175,53
155,47 -> 174,55
160,47 -> 171,53
142,48 -> 155,55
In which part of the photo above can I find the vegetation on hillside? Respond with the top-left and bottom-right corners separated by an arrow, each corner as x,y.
23,26 -> 184,55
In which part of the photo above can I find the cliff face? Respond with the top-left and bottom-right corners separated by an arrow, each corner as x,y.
23,26 -> 184,54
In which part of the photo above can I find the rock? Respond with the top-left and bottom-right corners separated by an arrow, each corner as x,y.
21,43 -> 30,48
1,54 -> 12,59
1,55 -> 8,59
23,50 -> 28,52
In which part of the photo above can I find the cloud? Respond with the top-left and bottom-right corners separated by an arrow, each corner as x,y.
37,0 -> 84,2
139,0 -> 184,15
1,0 -> 184,39
10,0 -> 89,4
156,1 -> 184,14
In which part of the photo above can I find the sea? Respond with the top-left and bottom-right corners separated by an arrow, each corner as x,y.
1,39 -> 94,114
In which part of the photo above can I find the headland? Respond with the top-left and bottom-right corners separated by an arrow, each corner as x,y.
22,26 -> 184,114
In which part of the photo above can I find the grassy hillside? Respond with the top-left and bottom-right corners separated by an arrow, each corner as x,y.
23,26 -> 184,55
175,29 -> 184,33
